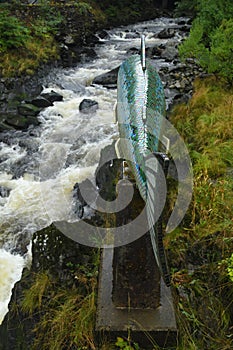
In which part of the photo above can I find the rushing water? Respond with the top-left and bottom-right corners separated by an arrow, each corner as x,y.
0,16 -> 190,323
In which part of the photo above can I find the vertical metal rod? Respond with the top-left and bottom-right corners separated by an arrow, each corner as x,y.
141,34 -> 146,71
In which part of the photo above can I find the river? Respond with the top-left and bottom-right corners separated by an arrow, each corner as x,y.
0,16 -> 190,324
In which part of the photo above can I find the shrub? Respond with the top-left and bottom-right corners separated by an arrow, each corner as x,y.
0,10 -> 30,52
207,19 -> 233,82
178,0 -> 233,82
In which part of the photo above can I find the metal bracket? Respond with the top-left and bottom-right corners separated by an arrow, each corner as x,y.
141,34 -> 146,71
153,152 -> 170,178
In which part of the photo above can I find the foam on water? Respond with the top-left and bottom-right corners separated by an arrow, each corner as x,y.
0,249 -> 24,324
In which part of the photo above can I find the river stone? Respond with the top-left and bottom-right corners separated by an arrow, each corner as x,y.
85,34 -> 100,45
79,99 -> 99,113
146,45 -> 164,58
125,32 -> 140,39
92,66 -> 119,88
5,113 -> 40,129
157,28 -> 175,39
31,96 -> 53,108
64,34 -> 75,45
80,47 -> 98,61
17,103 -> 42,117
58,79 -> 85,93
41,90 -> 63,103
0,121 -> 15,132
161,45 -> 178,61
0,186 -> 11,197
127,47 -> 140,55
98,29 -> 109,39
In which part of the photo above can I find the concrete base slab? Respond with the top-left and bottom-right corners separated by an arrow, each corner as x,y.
96,248 -> 177,348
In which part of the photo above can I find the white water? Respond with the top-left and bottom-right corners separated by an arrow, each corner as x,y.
0,17 -> 189,324
0,249 -> 24,324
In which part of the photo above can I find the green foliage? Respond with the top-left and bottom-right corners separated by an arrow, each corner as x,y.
178,0 -> 233,82
224,253 -> 233,283
74,1 -> 93,15
32,288 -> 96,350
207,19 -> 233,81
0,10 -> 30,52
21,272 -> 51,315
178,20 -> 208,61
0,4 -> 61,76
20,242 -> 100,349
115,337 -> 139,350
174,0 -> 198,16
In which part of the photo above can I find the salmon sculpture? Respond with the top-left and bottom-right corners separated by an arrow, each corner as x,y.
115,35 -> 171,286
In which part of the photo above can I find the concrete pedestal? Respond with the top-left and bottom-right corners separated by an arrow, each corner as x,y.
96,246 -> 177,348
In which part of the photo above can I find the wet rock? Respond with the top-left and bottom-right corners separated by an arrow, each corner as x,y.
157,28 -> 175,39
80,47 -> 98,62
64,34 -> 75,45
79,98 -> 99,113
41,90 -> 63,103
31,96 -> 53,108
58,79 -> 85,93
186,18 -> 193,25
0,186 -> 11,197
147,45 -> 164,58
161,44 -> 178,61
127,47 -> 140,56
17,103 -> 42,117
0,121 -> 15,132
125,32 -> 140,39
85,34 -> 99,45
177,19 -> 186,26
5,113 -> 40,130
92,66 -> 119,88
98,29 -> 109,39
181,25 -> 191,32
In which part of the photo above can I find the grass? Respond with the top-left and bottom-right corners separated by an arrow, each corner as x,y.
165,76 -> 233,349
0,35 -> 59,77
20,242 -> 99,350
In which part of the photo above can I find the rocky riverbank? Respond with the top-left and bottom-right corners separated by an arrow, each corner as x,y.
0,15 -> 202,134
0,1 -> 173,133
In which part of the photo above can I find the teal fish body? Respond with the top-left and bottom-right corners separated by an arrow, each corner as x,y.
116,54 -> 170,286
116,55 -> 166,199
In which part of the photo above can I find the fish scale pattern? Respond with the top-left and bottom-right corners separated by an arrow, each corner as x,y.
117,55 -> 165,200
117,54 -> 170,286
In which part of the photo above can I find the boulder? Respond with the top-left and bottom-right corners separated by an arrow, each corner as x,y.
0,121 -> 15,132
17,103 -> 42,117
92,66 -> 119,88
58,79 -> 85,93
79,99 -> 98,114
31,96 -> 53,108
41,90 -> 63,103
85,34 -> 100,45
161,45 -> 178,61
0,186 -> 11,198
157,28 -> 175,39
127,47 -> 140,55
125,32 -> 140,39
5,113 -> 40,130
177,19 -> 186,26
64,34 -> 75,45
80,47 -> 98,62
146,45 -> 164,58
98,30 -> 109,39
